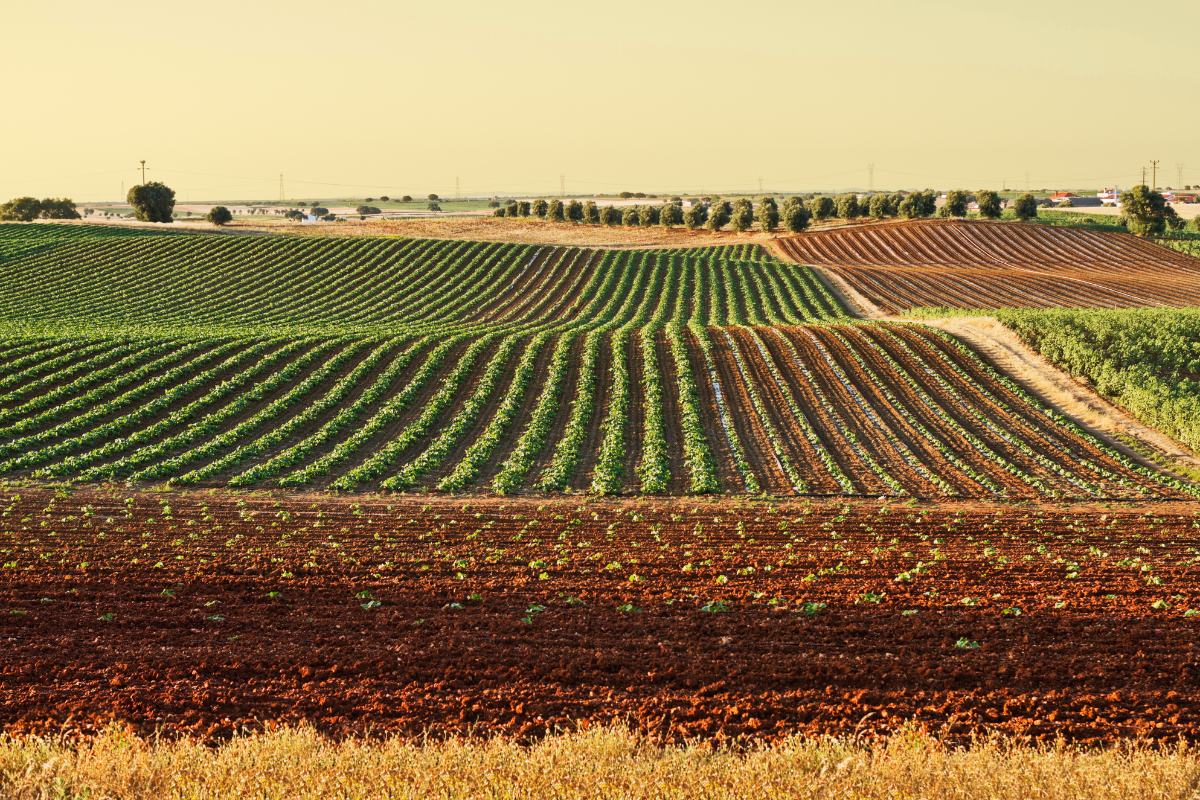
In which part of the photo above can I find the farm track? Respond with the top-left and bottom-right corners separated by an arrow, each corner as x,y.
3,488 -> 1200,744
775,218 -> 1200,312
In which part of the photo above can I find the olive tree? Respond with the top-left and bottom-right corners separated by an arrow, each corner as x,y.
599,205 -> 619,226
940,190 -> 969,218
532,199 -> 549,217
807,195 -> 835,221
1120,185 -> 1174,237
835,193 -> 860,219
566,199 -> 583,222
756,196 -> 779,231
621,206 -> 639,226
660,202 -> 683,227
706,200 -> 731,231
781,196 -> 811,232
546,199 -> 565,221
867,193 -> 891,218
583,200 -> 600,224
730,198 -> 753,231
206,205 -> 233,225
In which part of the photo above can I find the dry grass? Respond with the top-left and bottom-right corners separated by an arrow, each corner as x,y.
1,726 -> 1197,800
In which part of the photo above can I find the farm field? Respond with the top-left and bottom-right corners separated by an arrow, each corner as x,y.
0,223 -> 1181,499
775,218 -> 1200,313
2,487 -> 1199,744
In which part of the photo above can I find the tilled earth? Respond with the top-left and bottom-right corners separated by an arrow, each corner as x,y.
1,486 -> 1198,743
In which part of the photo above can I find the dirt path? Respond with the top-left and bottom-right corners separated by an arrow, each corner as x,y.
922,316 -> 1200,476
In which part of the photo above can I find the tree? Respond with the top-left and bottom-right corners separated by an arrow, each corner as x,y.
310,206 -> 330,217
1120,185 -> 1174,237
583,201 -> 600,224
401,195 -> 413,202
683,202 -> 708,229
867,193 -> 890,218
505,200 -> 519,217
660,202 -> 683,227
206,205 -> 233,225
756,196 -> 779,231
1192,215 -> 1200,233
517,201 -> 531,217
493,207 -> 507,217
941,190 -> 969,218
807,195 -> 834,221
355,205 -> 381,215
637,204 -> 660,226
284,209 -> 305,221
37,198 -> 80,219
566,200 -> 584,222
126,182 -> 175,223
706,200 -> 731,231
546,199 -> 565,221
380,195 -> 390,202
0,197 -> 44,221
599,205 -> 619,226
1012,193 -> 1038,221
427,193 -> 440,201
427,202 -> 442,212
621,206 -> 639,226
532,199 -> 549,218
898,194 -> 921,219
730,198 -> 753,231
780,196 -> 811,232
835,193 -> 860,219
976,190 -> 1002,219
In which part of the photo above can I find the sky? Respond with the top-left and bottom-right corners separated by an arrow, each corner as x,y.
2,0 -> 1197,202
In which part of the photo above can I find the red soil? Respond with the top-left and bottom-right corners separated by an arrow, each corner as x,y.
2,486 -> 1199,744
774,219 -> 1200,312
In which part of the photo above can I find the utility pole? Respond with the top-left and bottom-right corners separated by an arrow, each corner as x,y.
559,174 -> 565,197
867,163 -> 875,193
139,160 -> 147,184
1177,162 -> 1184,188
1151,160 -> 1160,190
1142,165 -> 1147,185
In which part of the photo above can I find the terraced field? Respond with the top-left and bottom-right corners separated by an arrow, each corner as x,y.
0,223 -> 1183,498
775,218 -> 1200,312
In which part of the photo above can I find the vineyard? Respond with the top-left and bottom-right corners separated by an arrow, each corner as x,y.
0,224 -> 1181,498
775,218 -> 1200,312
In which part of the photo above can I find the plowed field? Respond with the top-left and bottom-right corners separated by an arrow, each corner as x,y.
775,219 -> 1200,312
2,488 -> 1198,743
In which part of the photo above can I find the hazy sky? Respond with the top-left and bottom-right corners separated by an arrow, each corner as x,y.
3,0 -> 1197,201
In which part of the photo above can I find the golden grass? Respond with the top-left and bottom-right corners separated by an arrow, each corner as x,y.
1,726 -> 1197,800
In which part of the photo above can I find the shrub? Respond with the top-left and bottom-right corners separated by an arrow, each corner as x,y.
976,190 -> 1002,219
206,206 -> 233,225
1012,193 -> 1039,221
126,182 -> 176,223
756,196 -> 779,231
493,207 -> 506,217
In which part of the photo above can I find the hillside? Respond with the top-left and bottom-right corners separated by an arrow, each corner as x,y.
0,223 -> 1182,498
775,218 -> 1200,312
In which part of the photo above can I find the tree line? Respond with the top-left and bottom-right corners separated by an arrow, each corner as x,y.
494,190 -> 1043,232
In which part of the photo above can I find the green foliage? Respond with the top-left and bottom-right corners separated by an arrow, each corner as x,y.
621,206 -> 639,226
206,206 -> 233,226
637,205 -> 660,226
835,193 -> 859,219
998,307 -> 1200,451
356,205 -> 382,216
599,205 -> 619,226
976,190 -> 1002,219
756,197 -> 779,231
532,199 -> 549,218
807,196 -> 834,221
706,200 -> 731,231
682,202 -> 707,229
517,201 -> 532,217
0,197 -> 80,222
730,198 -> 753,232
1012,193 -> 1039,221
780,196 -> 810,232
546,200 -> 565,221
899,190 -> 937,219
941,190 -> 969,218
583,201 -> 600,224
565,200 -> 583,222
1120,185 -> 1175,237
660,202 -> 683,227
126,182 -> 176,223
867,193 -> 891,219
